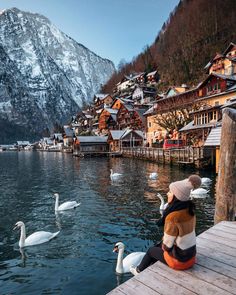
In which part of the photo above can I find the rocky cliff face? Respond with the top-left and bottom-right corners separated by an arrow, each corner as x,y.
0,8 -> 115,142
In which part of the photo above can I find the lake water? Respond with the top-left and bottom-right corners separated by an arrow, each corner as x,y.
0,151 -> 216,295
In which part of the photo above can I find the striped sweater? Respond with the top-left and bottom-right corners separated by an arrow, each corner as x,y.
162,208 -> 196,270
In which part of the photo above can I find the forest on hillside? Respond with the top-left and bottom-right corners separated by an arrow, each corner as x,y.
102,0 -> 236,93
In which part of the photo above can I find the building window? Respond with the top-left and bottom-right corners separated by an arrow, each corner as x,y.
207,85 -> 212,94
213,111 -> 217,120
213,83 -> 220,91
148,122 -> 152,128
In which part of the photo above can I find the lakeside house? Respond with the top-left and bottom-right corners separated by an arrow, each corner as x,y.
108,129 -> 144,151
73,136 -> 108,156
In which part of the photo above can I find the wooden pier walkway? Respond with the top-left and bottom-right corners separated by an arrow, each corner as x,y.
108,221 -> 236,295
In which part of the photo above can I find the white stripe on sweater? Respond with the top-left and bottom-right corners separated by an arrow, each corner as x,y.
175,231 -> 196,250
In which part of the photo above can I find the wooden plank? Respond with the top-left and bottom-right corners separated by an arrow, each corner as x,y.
197,245 -> 236,268
197,237 -> 236,257
199,232 -> 236,249
206,227 -> 236,241
150,262 -> 231,295
186,263 -> 236,294
213,223 -> 236,233
112,276 -> 160,295
135,268 -> 196,295
196,253 -> 236,280
107,288 -> 126,295
219,221 -> 236,229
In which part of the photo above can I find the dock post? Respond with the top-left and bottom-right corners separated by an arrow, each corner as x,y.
214,108 -> 236,224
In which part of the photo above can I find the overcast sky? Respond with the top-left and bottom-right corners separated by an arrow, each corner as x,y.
0,0 -> 179,67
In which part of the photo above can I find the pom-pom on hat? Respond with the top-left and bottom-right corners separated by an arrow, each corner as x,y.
169,174 -> 202,201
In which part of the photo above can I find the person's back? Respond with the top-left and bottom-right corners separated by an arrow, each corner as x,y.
163,206 -> 196,270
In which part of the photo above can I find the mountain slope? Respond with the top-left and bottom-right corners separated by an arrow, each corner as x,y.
0,8 -> 115,142
103,0 -> 236,92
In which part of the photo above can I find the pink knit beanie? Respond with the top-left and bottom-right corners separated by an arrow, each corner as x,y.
169,175 -> 202,201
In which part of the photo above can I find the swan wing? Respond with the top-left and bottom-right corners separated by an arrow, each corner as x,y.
123,252 -> 146,273
201,177 -> 212,183
24,231 -> 60,246
112,173 -> 122,177
58,201 -> 80,211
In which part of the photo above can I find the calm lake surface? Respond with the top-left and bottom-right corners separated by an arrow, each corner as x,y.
0,152 -> 216,295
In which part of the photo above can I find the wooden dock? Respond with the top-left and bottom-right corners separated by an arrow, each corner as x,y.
108,221 -> 236,295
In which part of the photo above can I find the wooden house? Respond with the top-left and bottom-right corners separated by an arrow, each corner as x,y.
132,85 -> 156,105
108,130 -> 125,151
116,104 -> 146,131
93,94 -> 113,110
205,42 -> 236,76
204,126 -> 221,173
108,129 -> 144,151
98,108 -> 118,134
73,136 -> 108,155
146,70 -> 159,85
179,74 -> 236,147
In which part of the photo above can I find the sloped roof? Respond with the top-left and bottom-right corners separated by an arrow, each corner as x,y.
64,128 -> 74,137
104,108 -> 118,114
204,127 -> 221,147
109,130 -> 125,140
213,53 -> 224,61
53,133 -> 63,141
16,141 -> 30,145
143,106 -> 155,116
77,136 -> 108,143
223,42 -> 236,56
147,70 -> 157,77
121,129 -> 144,140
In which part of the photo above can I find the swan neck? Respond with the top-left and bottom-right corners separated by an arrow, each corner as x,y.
116,248 -> 124,273
19,224 -> 26,248
55,196 -> 59,211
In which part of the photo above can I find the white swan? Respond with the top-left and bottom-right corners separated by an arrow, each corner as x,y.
149,172 -> 158,180
156,193 -> 168,215
201,177 -> 212,185
113,242 -> 145,274
14,221 -> 60,248
190,188 -> 209,198
110,169 -> 122,180
53,193 -> 81,212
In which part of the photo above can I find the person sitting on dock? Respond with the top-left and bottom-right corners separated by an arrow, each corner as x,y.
130,174 -> 202,275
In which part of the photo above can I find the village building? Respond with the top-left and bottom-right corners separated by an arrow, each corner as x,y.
63,127 -> 75,147
98,108 -> 118,134
180,73 -> 236,147
39,137 -> 54,150
73,136 -> 108,156
108,129 -> 144,151
132,85 -> 156,106
205,42 -> 236,76
93,94 -> 113,110
115,73 -> 146,94
116,103 -> 147,131
146,70 -> 159,85
144,85 -> 199,147
143,106 -> 167,147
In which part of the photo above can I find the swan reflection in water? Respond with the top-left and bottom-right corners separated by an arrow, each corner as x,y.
19,247 -> 27,267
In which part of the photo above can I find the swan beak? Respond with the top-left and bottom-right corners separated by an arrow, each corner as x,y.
13,225 -> 18,230
113,246 -> 118,253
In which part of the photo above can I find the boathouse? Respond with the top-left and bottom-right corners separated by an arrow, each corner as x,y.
73,136 -> 108,156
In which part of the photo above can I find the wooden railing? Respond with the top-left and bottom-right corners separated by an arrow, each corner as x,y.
121,147 -> 203,165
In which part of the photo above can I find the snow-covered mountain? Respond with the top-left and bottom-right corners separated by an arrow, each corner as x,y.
0,7 -> 115,141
